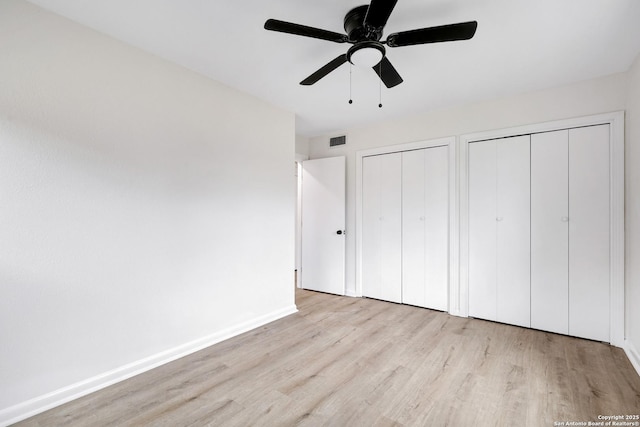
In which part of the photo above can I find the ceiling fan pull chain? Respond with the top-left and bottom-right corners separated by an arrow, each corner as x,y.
349,63 -> 353,104
378,61 -> 383,108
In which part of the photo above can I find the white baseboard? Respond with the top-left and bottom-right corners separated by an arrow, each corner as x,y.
0,305 -> 298,427
624,339 -> 640,378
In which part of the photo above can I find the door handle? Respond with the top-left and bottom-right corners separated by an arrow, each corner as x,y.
336,230 -> 345,235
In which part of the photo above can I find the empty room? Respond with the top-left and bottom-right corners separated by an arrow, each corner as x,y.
1,0 -> 640,426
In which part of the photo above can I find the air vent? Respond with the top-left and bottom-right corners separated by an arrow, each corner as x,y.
329,135 -> 346,147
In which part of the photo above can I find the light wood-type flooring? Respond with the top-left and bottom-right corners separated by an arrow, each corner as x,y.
17,289 -> 640,426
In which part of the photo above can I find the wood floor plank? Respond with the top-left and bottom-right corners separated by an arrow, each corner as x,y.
15,289 -> 640,426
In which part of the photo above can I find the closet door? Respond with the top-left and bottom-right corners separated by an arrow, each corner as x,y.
531,130 -> 569,334
496,136 -> 531,327
468,136 -> 530,326
569,125 -> 610,342
468,140 -> 498,321
362,153 -> 402,303
402,146 -> 449,311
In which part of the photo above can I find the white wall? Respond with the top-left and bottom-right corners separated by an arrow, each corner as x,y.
310,73 -> 628,297
0,1 -> 295,423
295,135 -> 310,158
625,53 -> 640,370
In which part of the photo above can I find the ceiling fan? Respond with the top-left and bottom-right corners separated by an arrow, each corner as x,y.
264,0 -> 477,88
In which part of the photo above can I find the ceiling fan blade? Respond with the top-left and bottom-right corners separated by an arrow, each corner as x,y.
373,57 -> 403,88
265,19 -> 348,43
386,21 -> 478,47
300,54 -> 348,85
364,0 -> 399,29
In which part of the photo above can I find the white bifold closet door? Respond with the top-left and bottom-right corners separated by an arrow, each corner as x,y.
402,147 -> 449,311
362,153 -> 402,303
530,126 -> 610,342
469,135 -> 530,327
476,125 -> 610,341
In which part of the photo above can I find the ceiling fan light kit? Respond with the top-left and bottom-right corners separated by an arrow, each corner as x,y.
347,41 -> 385,68
265,0 -> 477,102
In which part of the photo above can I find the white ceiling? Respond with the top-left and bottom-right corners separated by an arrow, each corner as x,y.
27,0 -> 640,137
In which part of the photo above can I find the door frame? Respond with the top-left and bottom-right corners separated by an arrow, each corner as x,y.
295,154 -> 308,289
459,111 -> 625,347
355,136 -> 457,303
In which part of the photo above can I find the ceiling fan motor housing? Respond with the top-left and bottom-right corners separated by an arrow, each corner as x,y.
344,5 -> 383,41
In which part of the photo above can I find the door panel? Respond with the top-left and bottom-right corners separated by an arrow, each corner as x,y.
531,130 -> 569,334
362,153 -> 402,303
301,156 -> 346,295
401,150 -> 426,307
496,136 -> 530,328
402,146 -> 449,310
569,125 -> 610,342
468,140 -> 498,321
422,146 -> 449,310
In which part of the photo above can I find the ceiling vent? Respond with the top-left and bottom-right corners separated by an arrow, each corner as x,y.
329,135 -> 346,147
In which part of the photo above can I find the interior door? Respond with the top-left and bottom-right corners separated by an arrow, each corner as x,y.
300,156 -> 346,295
